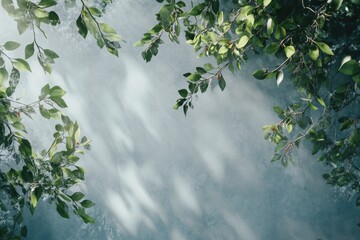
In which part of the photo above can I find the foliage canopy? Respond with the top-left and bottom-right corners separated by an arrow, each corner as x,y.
0,0 -> 360,238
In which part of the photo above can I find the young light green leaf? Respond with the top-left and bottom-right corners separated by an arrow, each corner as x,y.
276,71 -> 284,86
12,121 -> 26,132
236,35 -> 249,49
217,11 -> 224,25
133,40 -> 145,47
88,7 -> 102,17
187,72 -> 201,81
30,192 -> 37,208
286,123 -> 293,133
284,45 -> 295,58
317,97 -> 326,107
309,102 -> 318,110
99,23 -> 117,34
308,45 -> 319,61
267,18 -> 274,35
34,8 -> 49,18
316,42 -> 334,55
204,63 -> 214,71
218,45 -> 228,54
13,58 -> 31,72
264,0 -> 272,7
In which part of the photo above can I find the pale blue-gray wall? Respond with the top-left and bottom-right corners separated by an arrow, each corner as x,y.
1,1 -> 359,239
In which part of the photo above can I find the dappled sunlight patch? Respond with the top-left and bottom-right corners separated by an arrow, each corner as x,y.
119,55 -> 160,140
223,211 -> 259,240
106,162 -> 165,235
172,175 -> 201,215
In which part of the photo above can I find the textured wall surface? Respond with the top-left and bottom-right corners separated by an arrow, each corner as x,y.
1,1 -> 359,239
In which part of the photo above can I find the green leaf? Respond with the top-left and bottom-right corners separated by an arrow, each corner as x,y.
17,20 -> 29,34
82,10 -> 98,38
187,72 -> 201,81
252,69 -> 268,80
76,15 -> 88,38
317,97 -> 326,107
353,74 -> 360,84
25,43 -> 35,59
284,45 -> 295,58
134,40 -> 145,47
39,0 -> 57,7
50,86 -> 66,98
315,42 -> 334,55
44,49 -> 59,59
70,192 -> 85,201
39,105 -> 51,119
88,7 -> 102,17
339,59 -> 360,75
106,33 -> 123,42
13,58 -> 31,72
189,3 -> 205,16
218,75 -> 226,91
30,192 -> 37,208
4,41 -> 20,50
80,200 -> 95,208
340,119 -> 353,131
19,139 -> 32,156
349,128 -> 360,145
40,84 -> 50,98
50,97 -> 68,108
263,0 -> 272,7
21,226 -> 27,238
77,208 -> 95,223
309,102 -> 318,110
236,35 -> 249,49
66,136 -> 73,150
178,89 -> 188,98
273,106 -> 283,115
0,67 -> 9,85
49,11 -> 60,25
264,42 -> 280,54
34,8 -> 49,18
56,200 -> 70,218
204,63 -> 214,71
12,121 -> 26,132
218,45 -> 228,54
217,11 -> 224,25
308,45 -> 319,61
99,23 -> 117,34
286,123 -> 293,133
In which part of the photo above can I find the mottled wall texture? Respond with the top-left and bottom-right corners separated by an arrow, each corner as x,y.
1,1 -> 359,239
